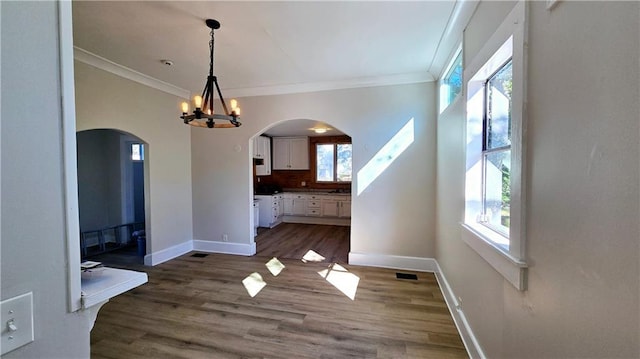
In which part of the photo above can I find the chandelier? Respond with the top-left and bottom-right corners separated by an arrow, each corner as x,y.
180,19 -> 241,128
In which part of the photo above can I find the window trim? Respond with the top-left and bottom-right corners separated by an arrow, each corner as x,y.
462,1 -> 528,291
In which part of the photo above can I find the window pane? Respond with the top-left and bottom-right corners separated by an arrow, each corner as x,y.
486,60 -> 512,149
444,51 -> 463,105
336,144 -> 352,182
483,149 -> 511,235
131,144 -> 141,161
316,144 -> 334,182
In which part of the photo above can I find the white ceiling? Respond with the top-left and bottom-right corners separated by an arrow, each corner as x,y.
72,1 -> 470,136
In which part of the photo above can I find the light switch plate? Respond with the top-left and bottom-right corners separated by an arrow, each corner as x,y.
1,292 -> 34,355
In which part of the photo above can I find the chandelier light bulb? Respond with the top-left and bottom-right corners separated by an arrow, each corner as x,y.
230,99 -> 238,109
181,102 -> 189,113
234,107 -> 241,116
207,108 -> 212,115
194,95 -> 203,109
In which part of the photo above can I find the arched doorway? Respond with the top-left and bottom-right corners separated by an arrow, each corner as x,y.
77,129 -> 148,265
251,119 -> 352,264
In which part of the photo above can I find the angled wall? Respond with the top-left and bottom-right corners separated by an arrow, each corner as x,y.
436,1 -> 640,357
1,2 -> 89,358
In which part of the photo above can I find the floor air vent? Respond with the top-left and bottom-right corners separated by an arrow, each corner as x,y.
396,272 -> 418,280
191,253 -> 209,258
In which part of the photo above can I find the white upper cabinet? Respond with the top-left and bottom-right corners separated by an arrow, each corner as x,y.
272,136 -> 309,170
253,136 -> 271,176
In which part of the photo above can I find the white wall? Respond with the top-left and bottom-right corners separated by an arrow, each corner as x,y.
436,1 -> 640,357
191,82 -> 438,259
75,61 -> 193,255
1,2 -> 89,358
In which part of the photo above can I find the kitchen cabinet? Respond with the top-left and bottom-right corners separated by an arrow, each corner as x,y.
306,196 -> 322,216
284,193 -> 307,216
253,136 -> 271,176
254,194 -> 283,228
272,137 -> 309,170
321,196 -> 351,218
338,199 -> 351,218
281,192 -> 351,225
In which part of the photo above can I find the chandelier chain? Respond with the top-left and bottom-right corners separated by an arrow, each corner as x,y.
209,29 -> 215,77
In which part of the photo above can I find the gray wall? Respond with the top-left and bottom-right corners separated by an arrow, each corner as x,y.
75,61 -> 193,255
191,82 -> 437,259
436,1 -> 640,357
1,1 -> 89,358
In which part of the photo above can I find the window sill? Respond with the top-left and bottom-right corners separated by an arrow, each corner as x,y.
81,267 -> 148,308
461,222 -> 527,291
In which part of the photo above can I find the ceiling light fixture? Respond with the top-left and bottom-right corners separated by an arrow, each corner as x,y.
311,127 -> 331,134
180,19 -> 241,128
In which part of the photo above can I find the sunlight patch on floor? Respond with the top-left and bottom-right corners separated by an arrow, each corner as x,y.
318,263 -> 360,300
242,272 -> 267,297
301,249 -> 326,263
265,257 -> 285,276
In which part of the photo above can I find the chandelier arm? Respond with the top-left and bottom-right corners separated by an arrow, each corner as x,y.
213,78 -> 230,116
209,76 -> 215,115
200,78 -> 210,112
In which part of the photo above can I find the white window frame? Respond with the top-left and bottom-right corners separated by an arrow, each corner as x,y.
462,1 -> 528,291
315,142 -> 352,183
439,44 -> 463,114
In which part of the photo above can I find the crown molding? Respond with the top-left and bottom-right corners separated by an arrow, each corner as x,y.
73,47 -> 191,99
223,71 -> 434,99
428,0 -> 480,80
74,46 -> 433,100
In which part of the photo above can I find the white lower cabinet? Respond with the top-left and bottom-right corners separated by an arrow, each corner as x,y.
338,200 -> 351,218
321,197 -> 351,218
255,194 -> 283,228
321,199 -> 339,217
281,192 -> 351,223
284,193 -> 307,215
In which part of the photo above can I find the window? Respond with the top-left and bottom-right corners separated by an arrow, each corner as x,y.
480,59 -> 512,238
131,143 -> 144,161
439,46 -> 463,113
316,143 -> 352,182
462,1 -> 527,291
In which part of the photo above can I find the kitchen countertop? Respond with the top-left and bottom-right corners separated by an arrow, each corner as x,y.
283,190 -> 351,196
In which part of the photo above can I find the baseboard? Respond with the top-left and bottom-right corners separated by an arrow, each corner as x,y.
193,240 -> 256,256
434,262 -> 486,359
282,216 -> 350,226
144,240 -> 193,266
348,252 -> 438,272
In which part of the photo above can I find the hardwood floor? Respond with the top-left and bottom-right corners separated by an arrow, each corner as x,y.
90,226 -> 468,359
256,223 -> 350,264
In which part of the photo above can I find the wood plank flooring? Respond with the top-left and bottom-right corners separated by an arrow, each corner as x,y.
256,223 -> 350,264
90,225 -> 468,359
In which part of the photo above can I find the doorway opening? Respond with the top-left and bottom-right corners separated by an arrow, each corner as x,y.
251,119 -> 352,264
76,129 -> 148,266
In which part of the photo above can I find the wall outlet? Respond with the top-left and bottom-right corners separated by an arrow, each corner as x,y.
301,181 -> 306,187
222,234 -> 228,242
